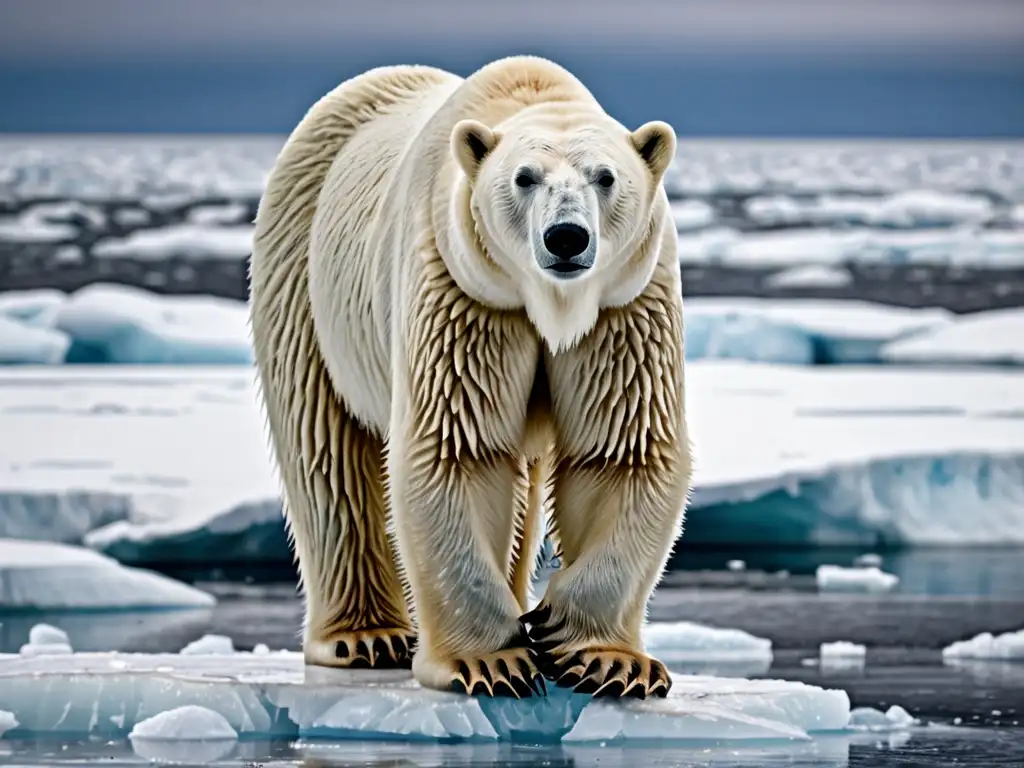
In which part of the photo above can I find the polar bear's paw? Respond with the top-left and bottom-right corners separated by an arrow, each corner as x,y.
447,646 -> 547,699
304,627 -> 417,669
538,645 -> 672,700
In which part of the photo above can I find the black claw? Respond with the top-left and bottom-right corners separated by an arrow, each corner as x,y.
354,639 -> 371,659
348,656 -> 371,669
529,638 -> 563,655
520,604 -> 551,623
594,680 -> 626,699
456,660 -> 472,682
574,676 -> 600,695
510,674 -> 535,698
391,635 -> 408,658
470,680 -> 491,696
532,674 -> 548,696
491,679 -> 519,698
624,684 -> 647,700
451,678 -> 469,695
334,641 -> 349,659
372,637 -> 392,662
478,660 -> 493,685
558,671 -> 582,688
582,657 -> 602,679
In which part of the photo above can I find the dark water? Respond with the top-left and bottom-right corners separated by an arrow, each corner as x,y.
2,548 -> 1023,766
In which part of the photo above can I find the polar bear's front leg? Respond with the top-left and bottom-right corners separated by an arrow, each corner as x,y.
390,272 -> 547,698
525,274 -> 692,699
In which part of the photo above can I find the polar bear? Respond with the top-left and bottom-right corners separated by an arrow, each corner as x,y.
249,55 -> 692,700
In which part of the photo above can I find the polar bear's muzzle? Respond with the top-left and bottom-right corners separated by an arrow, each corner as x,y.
535,222 -> 594,279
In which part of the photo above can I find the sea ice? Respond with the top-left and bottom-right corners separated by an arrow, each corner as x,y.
942,629 -> 1024,661
683,297 -> 951,365
819,642 -> 866,671
52,283 -> 253,365
0,710 -> 18,737
129,705 -> 239,765
0,316 -> 71,364
0,289 -> 67,324
816,565 -> 899,594
670,199 -> 715,231
642,621 -> 772,664
882,308 -> 1024,366
185,203 -> 250,226
764,264 -> 854,289
92,223 -> 253,261
853,553 -> 882,567
0,652 -> 851,743
0,538 -> 215,610
744,191 -> 995,229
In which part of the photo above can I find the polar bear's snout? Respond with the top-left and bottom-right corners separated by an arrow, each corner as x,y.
540,222 -> 593,276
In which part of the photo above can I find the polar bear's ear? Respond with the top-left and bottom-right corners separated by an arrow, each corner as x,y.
451,119 -> 500,180
630,121 -> 677,181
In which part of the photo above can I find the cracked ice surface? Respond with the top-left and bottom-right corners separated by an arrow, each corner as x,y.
0,652 -> 850,744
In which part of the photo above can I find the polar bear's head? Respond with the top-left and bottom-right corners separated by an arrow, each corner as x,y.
447,107 -> 676,352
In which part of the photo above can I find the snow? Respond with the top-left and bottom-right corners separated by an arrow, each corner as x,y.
819,642 -> 866,671
93,224 -> 253,261
0,289 -> 67,324
185,203 -> 250,226
816,565 -> 899,594
0,316 -> 71,364
0,538 -> 215,610
0,651 -> 851,743
764,264 -> 854,290
181,634 -> 236,655
2,361 -> 1024,563
683,297 -> 951,365
53,283 -> 253,365
942,629 -> 1024,661
882,308 -> 1024,366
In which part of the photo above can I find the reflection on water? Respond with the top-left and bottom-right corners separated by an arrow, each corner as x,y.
6,726 -> 1024,767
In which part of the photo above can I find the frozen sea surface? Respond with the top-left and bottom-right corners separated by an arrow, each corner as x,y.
1,363 -> 1023,567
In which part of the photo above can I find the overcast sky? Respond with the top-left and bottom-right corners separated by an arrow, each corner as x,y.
3,0 -> 1024,60
1,0 -> 1022,136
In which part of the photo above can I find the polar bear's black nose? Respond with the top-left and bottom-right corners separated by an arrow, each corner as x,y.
543,223 -> 590,260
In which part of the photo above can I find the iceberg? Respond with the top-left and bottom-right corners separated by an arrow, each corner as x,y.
53,283 -> 253,365
0,538 -> 215,611
683,297 -> 952,365
882,308 -> 1024,366
129,705 -> 239,765
0,651 -> 851,744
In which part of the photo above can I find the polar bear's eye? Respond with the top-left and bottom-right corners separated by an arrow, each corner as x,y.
514,171 -> 538,189
596,170 -> 616,189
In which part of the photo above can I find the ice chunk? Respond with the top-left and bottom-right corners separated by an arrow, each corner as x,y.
745,191 -> 995,229
642,622 -> 773,662
130,705 -> 238,740
52,283 -> 253,365
765,265 -> 854,289
93,224 -> 253,261
942,629 -> 1024,661
847,705 -> 917,732
129,705 -> 238,764
816,565 -> 898,594
684,298 -> 951,365
19,623 -> 74,657
819,642 -> 866,671
181,634 -> 236,655
185,203 -> 250,226
0,652 -> 851,743
670,200 -> 715,231
726,559 -> 746,571
0,710 -> 18,737
883,308 -> 1024,366
0,539 -> 215,610
0,316 -> 71,364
